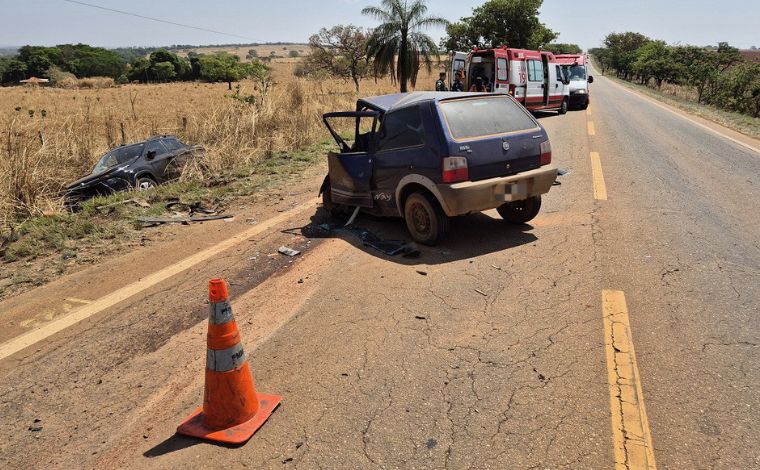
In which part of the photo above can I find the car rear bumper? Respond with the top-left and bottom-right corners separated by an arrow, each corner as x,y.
435,165 -> 558,216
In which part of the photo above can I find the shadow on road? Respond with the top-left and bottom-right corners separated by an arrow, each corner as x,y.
284,207 -> 538,266
143,434 -> 204,458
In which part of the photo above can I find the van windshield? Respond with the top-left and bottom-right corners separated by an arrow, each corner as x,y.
439,96 -> 538,140
562,65 -> 586,80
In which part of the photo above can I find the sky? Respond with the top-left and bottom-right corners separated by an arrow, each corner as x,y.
0,0 -> 758,50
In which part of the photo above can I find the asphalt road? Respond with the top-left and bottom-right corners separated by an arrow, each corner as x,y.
0,70 -> 758,469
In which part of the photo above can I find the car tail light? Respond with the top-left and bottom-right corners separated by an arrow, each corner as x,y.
509,84 -> 516,96
539,140 -> 552,166
442,156 -> 469,183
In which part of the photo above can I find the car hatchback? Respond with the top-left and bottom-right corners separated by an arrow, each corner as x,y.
321,92 -> 558,245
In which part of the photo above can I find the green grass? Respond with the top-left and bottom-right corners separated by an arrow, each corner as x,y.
0,140 -> 332,265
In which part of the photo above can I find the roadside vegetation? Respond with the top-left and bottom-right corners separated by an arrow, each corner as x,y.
0,139 -> 332,298
590,34 -> 760,127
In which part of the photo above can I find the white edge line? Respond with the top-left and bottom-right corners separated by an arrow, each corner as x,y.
0,197 -> 320,362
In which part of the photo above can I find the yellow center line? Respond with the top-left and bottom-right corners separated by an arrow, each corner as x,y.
64,298 -> 92,305
602,290 -> 657,470
587,120 -> 596,135
587,104 -> 592,114
590,152 -> 607,200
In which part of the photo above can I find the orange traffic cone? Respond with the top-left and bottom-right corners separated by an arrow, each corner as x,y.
177,278 -> 281,444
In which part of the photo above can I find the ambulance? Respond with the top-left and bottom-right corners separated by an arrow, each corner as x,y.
555,54 -> 593,109
453,47 -> 570,114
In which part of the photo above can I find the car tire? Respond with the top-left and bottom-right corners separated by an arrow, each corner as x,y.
497,195 -> 542,224
558,99 -> 568,115
135,176 -> 157,191
581,101 -> 589,110
321,178 -> 352,220
404,191 -> 449,246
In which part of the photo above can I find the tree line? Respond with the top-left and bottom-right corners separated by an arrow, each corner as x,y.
591,33 -> 760,118
296,0 -> 578,93
0,43 -> 268,89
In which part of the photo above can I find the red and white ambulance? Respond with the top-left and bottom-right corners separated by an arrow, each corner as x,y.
455,47 -> 570,114
555,54 -> 593,109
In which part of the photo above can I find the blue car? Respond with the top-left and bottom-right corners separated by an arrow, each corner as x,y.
321,92 -> 558,245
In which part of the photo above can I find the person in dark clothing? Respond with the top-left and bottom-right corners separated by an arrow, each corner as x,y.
435,72 -> 448,91
469,76 -> 487,92
451,70 -> 465,92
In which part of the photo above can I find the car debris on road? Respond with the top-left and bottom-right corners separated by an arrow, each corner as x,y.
277,246 -> 301,257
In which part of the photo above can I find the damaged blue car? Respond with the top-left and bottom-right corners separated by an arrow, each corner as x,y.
321,92 -> 558,245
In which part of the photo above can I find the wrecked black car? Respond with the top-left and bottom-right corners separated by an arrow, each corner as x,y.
321,92 -> 558,245
65,135 -> 196,202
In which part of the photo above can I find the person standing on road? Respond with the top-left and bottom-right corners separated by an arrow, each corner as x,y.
435,72 -> 448,91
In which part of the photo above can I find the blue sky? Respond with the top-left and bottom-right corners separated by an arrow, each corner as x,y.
0,0 -> 758,49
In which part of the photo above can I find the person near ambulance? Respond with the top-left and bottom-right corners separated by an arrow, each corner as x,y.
451,70 -> 466,92
435,72 -> 448,91
469,76 -> 487,92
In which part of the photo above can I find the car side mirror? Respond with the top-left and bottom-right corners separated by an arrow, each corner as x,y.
588,76 -> 594,84
146,150 -> 156,160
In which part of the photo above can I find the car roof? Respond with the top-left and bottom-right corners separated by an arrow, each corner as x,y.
358,91 -> 488,113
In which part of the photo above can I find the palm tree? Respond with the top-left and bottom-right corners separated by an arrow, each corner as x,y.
362,0 -> 448,92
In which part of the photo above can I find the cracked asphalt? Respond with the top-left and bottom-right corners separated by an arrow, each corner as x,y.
1,72 -> 759,469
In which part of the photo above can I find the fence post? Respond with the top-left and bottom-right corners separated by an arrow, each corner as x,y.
120,122 -> 127,144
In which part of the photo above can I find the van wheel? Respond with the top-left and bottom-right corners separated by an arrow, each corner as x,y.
581,101 -> 589,110
404,191 -> 449,246
498,195 -> 542,224
558,99 -> 568,115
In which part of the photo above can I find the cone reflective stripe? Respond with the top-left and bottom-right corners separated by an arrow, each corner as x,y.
176,279 -> 281,444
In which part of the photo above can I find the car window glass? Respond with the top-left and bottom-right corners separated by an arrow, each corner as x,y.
162,138 -> 182,151
145,140 -> 167,156
440,97 -> 538,140
497,58 -> 508,81
377,107 -> 424,152
528,60 -> 543,82
92,144 -> 144,174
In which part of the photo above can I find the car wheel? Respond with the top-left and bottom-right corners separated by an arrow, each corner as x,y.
321,179 -> 351,220
497,195 -> 542,224
404,191 -> 449,246
558,99 -> 568,115
581,101 -> 589,110
136,176 -> 157,191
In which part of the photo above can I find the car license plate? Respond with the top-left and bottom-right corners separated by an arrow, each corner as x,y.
502,181 -> 528,201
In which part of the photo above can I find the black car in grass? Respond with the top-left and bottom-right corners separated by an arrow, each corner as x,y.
65,135 -> 195,202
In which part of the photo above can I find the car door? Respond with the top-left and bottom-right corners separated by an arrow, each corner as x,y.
322,111 -> 379,207
373,105 -> 433,208
526,59 -> 545,109
142,140 -> 171,181
160,137 -> 188,180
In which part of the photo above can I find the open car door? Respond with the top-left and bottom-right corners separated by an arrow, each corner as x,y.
322,111 -> 379,208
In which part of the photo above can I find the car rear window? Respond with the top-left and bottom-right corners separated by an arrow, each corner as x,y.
439,96 -> 538,140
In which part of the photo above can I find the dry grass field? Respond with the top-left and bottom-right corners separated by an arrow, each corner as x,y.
0,61 -> 443,230
176,43 -> 310,60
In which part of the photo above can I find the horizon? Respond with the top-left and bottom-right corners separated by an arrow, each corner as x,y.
0,1 -> 758,52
